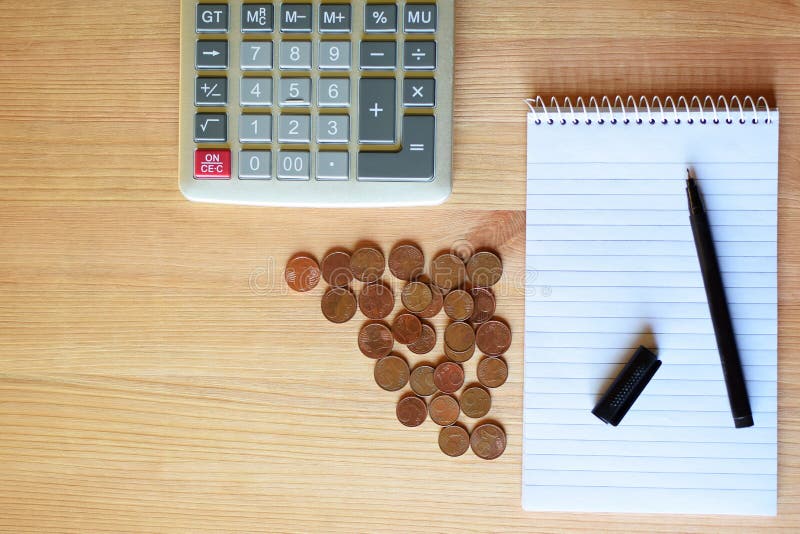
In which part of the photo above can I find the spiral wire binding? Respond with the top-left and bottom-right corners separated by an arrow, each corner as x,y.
524,96 -> 773,125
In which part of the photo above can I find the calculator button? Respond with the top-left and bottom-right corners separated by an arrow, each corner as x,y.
317,115 -> 349,144
279,78 -> 312,107
240,42 -> 273,70
404,42 -> 436,70
360,42 -> 396,70
359,115 -> 435,181
196,4 -> 228,34
279,41 -> 312,70
195,77 -> 228,106
280,4 -> 313,33
317,152 -> 349,180
403,79 -> 435,107
240,78 -> 273,106
365,5 -> 397,33
239,151 -> 272,179
404,4 -> 437,33
319,5 -> 351,33
278,115 -> 311,144
239,114 -> 272,143
319,42 -> 351,70
241,4 -> 274,33
318,79 -> 350,107
194,113 -> 227,143
277,151 -> 311,180
359,78 -> 396,144
195,150 -> 231,179
196,41 -> 228,70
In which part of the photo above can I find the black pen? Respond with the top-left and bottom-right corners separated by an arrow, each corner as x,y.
687,170 -> 754,428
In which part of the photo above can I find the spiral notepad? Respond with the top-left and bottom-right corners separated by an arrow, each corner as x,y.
523,96 -> 778,515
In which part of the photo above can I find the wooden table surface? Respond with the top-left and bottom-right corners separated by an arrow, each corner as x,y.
1,1 -> 799,531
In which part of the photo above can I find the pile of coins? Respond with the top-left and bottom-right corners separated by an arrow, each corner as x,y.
285,244 -> 509,460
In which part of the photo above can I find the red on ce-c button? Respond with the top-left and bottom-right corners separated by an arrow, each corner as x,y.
194,150 -> 231,179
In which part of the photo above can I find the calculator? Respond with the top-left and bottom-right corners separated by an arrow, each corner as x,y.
179,1 -> 454,207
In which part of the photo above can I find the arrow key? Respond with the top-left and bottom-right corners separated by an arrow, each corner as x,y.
196,41 -> 229,70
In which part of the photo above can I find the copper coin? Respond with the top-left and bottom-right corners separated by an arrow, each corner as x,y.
460,386 -> 492,419
475,320 -> 512,356
396,396 -> 428,427
350,247 -> 385,283
374,355 -> 410,392
358,323 -> 394,359
477,357 -> 508,388
407,323 -> 437,355
439,425 -> 470,457
388,244 -> 425,281
430,253 -> 467,291
416,284 -> 444,318
444,342 -> 475,363
429,394 -> 460,426
392,313 -> 422,345
470,423 -> 506,460
443,289 -> 474,321
433,362 -> 465,394
320,251 -> 353,288
466,251 -> 503,288
409,365 -> 438,396
321,287 -> 357,323
401,282 -> 433,313
470,288 -> 496,324
285,256 -> 321,292
444,321 -> 475,352
358,283 -> 395,319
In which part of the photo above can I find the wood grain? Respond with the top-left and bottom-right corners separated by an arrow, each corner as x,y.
1,0 -> 799,531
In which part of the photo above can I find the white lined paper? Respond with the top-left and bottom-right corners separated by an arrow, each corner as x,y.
523,110 -> 779,515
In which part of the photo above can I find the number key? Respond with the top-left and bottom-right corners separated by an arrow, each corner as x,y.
319,42 -> 351,70
279,78 -> 312,106
241,42 -> 273,70
318,79 -> 350,107
239,115 -> 272,143
278,151 -> 310,180
279,41 -> 311,70
278,115 -> 311,144
239,151 -> 272,179
240,78 -> 273,106
317,115 -> 349,143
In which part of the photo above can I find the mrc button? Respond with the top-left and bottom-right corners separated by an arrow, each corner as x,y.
194,150 -> 231,179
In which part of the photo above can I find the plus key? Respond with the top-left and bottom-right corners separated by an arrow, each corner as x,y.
359,78 -> 396,144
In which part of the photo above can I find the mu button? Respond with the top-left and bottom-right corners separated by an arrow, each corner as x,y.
194,150 -> 231,179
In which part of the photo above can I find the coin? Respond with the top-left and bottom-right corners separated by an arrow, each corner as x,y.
401,281 -> 433,313
470,423 -> 506,460
433,362 -> 465,394
350,247 -> 385,283
430,253 -> 467,291
444,342 -> 475,363
477,357 -> 508,388
444,321 -> 475,352
475,320 -> 512,356
470,288 -> 496,324
443,289 -> 474,321
416,284 -> 444,318
466,251 -> 503,288
409,365 -> 438,396
358,322 -> 394,359
374,355 -> 410,392
392,313 -> 422,345
460,386 -> 492,419
285,256 -> 321,292
320,251 -> 353,288
388,244 -> 425,281
407,323 -> 437,355
396,396 -> 428,427
358,283 -> 395,319
429,394 -> 460,426
439,425 -> 470,457
321,287 -> 357,323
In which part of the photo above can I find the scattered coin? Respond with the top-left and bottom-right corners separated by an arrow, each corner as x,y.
396,396 -> 428,427
358,322 -> 394,359
409,365 -> 438,396
470,423 -> 507,460
433,362 -> 465,394
407,323 -> 437,355
430,253 -> 467,291
429,394 -> 460,426
321,287 -> 357,323
466,251 -> 504,288
401,281 -> 433,313
358,282 -> 395,319
388,244 -> 425,281
444,321 -> 475,352
444,289 -> 474,321
374,355 -> 410,392
470,288 -> 496,324
285,256 -> 321,293
460,386 -> 492,419
476,320 -> 512,356
350,247 -> 385,283
416,284 -> 444,318
444,342 -> 475,363
320,251 -> 353,288
438,425 -> 470,457
392,313 -> 422,345
477,357 -> 508,388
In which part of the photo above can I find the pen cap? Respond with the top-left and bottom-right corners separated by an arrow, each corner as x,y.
592,346 -> 662,426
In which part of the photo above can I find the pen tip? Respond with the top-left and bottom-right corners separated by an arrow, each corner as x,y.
686,168 -> 695,181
